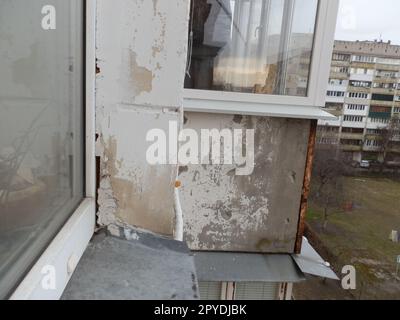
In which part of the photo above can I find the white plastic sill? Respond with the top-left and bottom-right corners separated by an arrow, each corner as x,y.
183,97 -> 337,121
10,198 -> 95,300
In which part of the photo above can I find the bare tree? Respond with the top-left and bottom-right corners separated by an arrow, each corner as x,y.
311,144 -> 346,231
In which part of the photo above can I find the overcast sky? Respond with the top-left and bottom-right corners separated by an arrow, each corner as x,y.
335,0 -> 400,45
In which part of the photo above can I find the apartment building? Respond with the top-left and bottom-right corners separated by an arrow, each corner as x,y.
319,40 -> 400,163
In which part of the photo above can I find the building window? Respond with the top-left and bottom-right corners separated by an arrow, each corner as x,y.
342,127 -> 364,134
350,68 -> 374,75
332,53 -> 350,61
0,1 -> 85,298
366,129 -> 383,135
350,80 -> 371,88
340,139 -> 362,146
327,91 -> 345,97
346,104 -> 366,111
372,82 -> 396,89
343,115 -> 364,122
352,55 -> 375,63
375,70 -> 397,78
348,92 -> 369,99
184,0 -> 319,97
331,66 -> 349,74
329,79 -> 345,86
371,93 -> 394,102
365,140 -> 381,147
370,118 -> 390,124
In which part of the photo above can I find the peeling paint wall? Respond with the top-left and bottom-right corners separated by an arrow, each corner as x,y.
180,113 -> 311,253
95,0 -> 312,253
96,0 -> 190,236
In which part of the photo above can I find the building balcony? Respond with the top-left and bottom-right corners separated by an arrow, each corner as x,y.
375,63 -> 400,72
370,100 -> 394,107
326,96 -> 345,104
371,88 -> 396,95
348,86 -> 371,94
341,145 -> 363,152
349,73 -> 374,82
350,62 -> 376,69
363,145 -> 382,152
340,133 -> 365,140
331,60 -> 350,67
330,72 -> 349,80
365,133 -> 381,139
344,109 -> 368,116
369,112 -> 392,119
342,121 -> 366,129
327,84 -> 348,92
373,76 -> 398,84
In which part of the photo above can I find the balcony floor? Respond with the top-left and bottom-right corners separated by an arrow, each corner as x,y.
62,232 -> 199,300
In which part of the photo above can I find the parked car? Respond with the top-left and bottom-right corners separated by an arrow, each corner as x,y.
360,160 -> 371,169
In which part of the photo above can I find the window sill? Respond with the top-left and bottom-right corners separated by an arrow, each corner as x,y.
10,198 -> 95,300
183,97 -> 337,121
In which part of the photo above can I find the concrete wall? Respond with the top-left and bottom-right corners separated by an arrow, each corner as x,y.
180,113 -> 311,253
95,0 -> 312,254
96,0 -> 189,236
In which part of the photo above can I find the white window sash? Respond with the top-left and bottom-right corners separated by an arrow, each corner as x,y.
183,0 -> 340,119
10,0 -> 96,300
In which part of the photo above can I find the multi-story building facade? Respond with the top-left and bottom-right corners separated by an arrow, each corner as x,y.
319,40 -> 400,163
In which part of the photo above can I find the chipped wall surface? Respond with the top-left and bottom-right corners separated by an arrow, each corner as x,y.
180,113 -> 311,253
96,0 -> 190,236
95,0 -> 313,252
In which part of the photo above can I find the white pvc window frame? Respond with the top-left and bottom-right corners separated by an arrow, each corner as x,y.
183,0 -> 339,120
10,0 -> 96,300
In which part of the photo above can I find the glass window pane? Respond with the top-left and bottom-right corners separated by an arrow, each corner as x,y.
185,0 -> 319,97
0,0 -> 84,298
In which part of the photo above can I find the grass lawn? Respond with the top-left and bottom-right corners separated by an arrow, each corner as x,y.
300,176 -> 400,300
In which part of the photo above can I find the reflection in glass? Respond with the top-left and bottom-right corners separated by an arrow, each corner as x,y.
185,0 -> 319,97
0,0 -> 84,297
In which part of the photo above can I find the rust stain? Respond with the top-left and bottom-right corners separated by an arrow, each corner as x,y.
294,120 -> 317,254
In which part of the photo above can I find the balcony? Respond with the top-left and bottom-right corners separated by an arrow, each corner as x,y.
330,72 -> 349,80
341,144 -> 363,152
348,86 -> 371,94
370,100 -> 394,107
350,62 -> 375,69
375,63 -> 400,72
371,87 -> 396,95
363,145 -> 382,152
373,76 -> 398,84
331,60 -> 350,67
349,73 -> 374,82
340,133 -> 365,140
